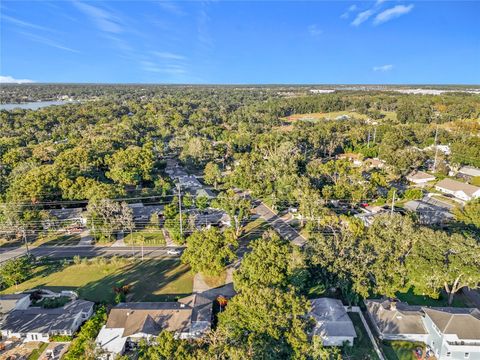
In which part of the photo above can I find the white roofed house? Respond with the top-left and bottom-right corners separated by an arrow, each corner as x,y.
365,299 -> 480,360
457,166 -> 480,182
406,171 -> 436,185
0,299 -> 94,342
422,308 -> 480,360
435,178 -> 480,202
308,298 -> 357,346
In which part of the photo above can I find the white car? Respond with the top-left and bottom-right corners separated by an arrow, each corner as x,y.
167,249 -> 182,255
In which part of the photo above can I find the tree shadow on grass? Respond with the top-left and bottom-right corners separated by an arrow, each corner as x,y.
77,259 -> 193,304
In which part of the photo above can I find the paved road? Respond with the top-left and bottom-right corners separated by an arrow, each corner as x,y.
252,201 -> 306,246
0,245 -> 183,263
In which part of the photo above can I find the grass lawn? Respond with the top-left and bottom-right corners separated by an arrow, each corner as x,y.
396,288 -> 469,307
31,233 -> 81,247
202,271 -> 227,288
344,313 -> 379,360
123,229 -> 166,246
1,259 -> 193,304
381,341 -> 424,360
27,342 -> 49,360
240,217 -> 270,243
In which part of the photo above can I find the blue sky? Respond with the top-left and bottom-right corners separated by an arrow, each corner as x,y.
1,1 -> 479,84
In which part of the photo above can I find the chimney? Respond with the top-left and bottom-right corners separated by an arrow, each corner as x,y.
390,301 -> 397,311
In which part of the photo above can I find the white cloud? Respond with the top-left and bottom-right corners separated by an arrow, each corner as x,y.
18,31 -> 80,53
0,75 -> 34,84
351,9 -> 374,26
153,51 -> 187,60
341,4 -> 358,19
2,14 -> 52,32
308,24 -> 323,37
373,64 -> 394,72
140,61 -> 187,75
374,4 -> 414,25
73,1 -> 124,33
157,0 -> 186,16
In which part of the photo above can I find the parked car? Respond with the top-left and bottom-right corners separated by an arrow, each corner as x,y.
167,249 -> 182,255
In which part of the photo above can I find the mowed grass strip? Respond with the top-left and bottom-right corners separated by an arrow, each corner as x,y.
1,259 -> 193,304
123,229 -> 166,246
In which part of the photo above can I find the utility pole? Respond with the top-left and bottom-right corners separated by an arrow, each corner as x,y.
433,125 -> 439,173
373,127 -> 377,144
22,228 -> 30,256
367,129 -> 371,148
390,189 -> 396,216
177,184 -> 183,238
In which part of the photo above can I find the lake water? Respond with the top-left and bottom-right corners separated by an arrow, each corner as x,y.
0,100 -> 71,111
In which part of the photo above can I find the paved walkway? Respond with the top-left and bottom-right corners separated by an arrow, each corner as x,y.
111,231 -> 126,247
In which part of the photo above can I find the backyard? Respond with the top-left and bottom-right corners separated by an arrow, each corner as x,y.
381,341 -> 425,360
0,258 -> 193,303
396,288 -> 471,307
344,312 -> 379,360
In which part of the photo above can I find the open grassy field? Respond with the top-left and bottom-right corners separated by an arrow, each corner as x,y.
123,228 -> 166,246
344,312 -> 379,360
281,110 -> 397,123
1,259 -> 193,303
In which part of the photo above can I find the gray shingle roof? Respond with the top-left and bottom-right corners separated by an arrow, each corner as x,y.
309,298 -> 357,338
1,299 -> 93,334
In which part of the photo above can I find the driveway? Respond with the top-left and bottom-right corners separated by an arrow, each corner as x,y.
252,202 -> 306,246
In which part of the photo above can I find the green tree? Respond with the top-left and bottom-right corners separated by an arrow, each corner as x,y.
234,231 -> 307,292
406,230 -> 480,305
195,195 -> 209,210
181,228 -> 237,275
217,287 -> 311,359
454,198 -> 480,230
0,256 -> 33,289
214,189 -> 251,238
105,145 -> 155,186
204,162 -> 222,190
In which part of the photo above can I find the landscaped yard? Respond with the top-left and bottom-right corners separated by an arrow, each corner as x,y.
344,312 -> 379,360
123,228 -> 166,246
1,259 -> 193,303
396,288 -> 470,307
381,341 -> 425,360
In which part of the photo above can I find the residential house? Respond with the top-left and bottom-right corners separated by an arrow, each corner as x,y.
364,158 -> 386,169
309,298 -> 357,346
366,299 -> 480,360
338,153 -> 363,167
406,171 -> 436,185
354,205 -> 387,226
0,293 -> 31,314
435,179 -> 480,201
404,199 -> 454,225
190,209 -> 231,230
0,299 -> 94,342
96,294 -> 213,359
423,308 -> 480,360
128,203 -> 164,223
365,299 -> 428,342
457,166 -> 480,182
43,207 -> 86,231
